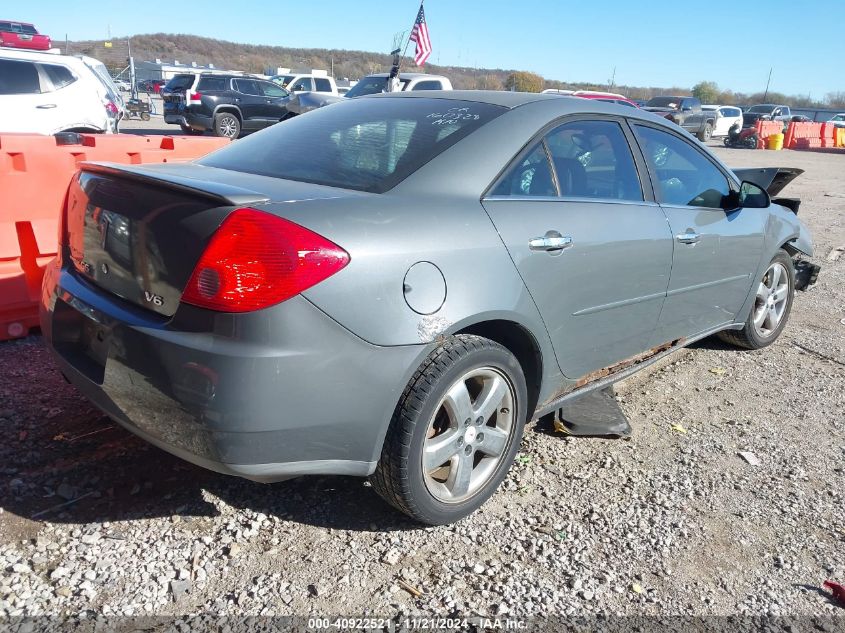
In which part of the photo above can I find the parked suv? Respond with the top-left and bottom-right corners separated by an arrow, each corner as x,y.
0,49 -> 122,135
163,73 -> 290,138
642,96 -> 717,141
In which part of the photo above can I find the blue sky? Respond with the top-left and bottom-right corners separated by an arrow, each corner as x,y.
23,0 -> 839,98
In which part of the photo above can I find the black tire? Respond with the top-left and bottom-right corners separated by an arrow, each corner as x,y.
213,112 -> 241,139
718,249 -> 795,350
370,334 -> 528,525
179,124 -> 204,136
698,123 -> 713,142
140,112 -> 150,121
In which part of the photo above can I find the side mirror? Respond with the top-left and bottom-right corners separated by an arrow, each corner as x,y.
727,181 -> 770,209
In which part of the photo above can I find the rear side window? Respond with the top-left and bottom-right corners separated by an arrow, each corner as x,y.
545,120 -> 643,201
412,80 -> 443,91
635,125 -> 730,208
234,79 -> 261,95
493,120 -> 643,201
491,143 -> 556,197
314,78 -> 333,92
0,59 -> 41,94
197,76 -> 228,91
200,98 -> 506,193
41,64 -> 77,90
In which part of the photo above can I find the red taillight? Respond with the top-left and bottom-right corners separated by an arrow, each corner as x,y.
104,99 -> 119,116
180,208 -> 349,313
190,92 -> 202,101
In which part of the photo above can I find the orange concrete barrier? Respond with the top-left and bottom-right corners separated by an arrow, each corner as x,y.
755,120 -> 786,149
784,121 -> 823,149
0,133 -> 230,341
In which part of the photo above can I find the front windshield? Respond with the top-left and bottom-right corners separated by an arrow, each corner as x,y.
272,75 -> 295,87
747,105 -> 775,113
345,77 -> 407,98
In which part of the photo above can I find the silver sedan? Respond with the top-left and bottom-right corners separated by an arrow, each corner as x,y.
40,91 -> 816,524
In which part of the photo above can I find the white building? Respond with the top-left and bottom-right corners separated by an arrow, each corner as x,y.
133,59 -> 246,82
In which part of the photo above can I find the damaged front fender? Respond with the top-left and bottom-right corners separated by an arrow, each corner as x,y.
788,226 -> 813,257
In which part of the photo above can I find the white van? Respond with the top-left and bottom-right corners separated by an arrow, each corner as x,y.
0,48 -> 123,135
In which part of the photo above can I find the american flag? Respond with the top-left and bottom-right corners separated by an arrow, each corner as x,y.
409,3 -> 432,66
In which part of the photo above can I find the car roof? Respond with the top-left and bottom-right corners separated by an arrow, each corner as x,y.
366,90 -> 700,131
366,89 -> 571,108
0,48 -> 68,61
365,72 -> 446,79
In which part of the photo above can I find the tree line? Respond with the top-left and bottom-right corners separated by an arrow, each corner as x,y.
66,34 -> 845,109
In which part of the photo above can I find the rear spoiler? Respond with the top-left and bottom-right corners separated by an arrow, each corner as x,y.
80,162 -> 271,207
732,167 -> 803,214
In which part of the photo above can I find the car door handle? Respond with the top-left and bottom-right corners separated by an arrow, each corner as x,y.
36,104 -> 57,109
529,233 -> 573,252
676,231 -> 701,244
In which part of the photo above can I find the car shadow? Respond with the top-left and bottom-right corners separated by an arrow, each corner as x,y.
687,336 -> 741,352
0,337 -> 420,533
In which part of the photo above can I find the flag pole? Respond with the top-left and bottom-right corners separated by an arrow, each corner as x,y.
402,0 -> 423,59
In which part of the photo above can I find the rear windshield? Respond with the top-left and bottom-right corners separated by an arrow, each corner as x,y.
645,97 -> 681,108
0,22 -> 37,34
200,97 -> 506,193
197,76 -> 229,91
747,105 -> 776,113
345,77 -> 408,98
165,74 -> 196,91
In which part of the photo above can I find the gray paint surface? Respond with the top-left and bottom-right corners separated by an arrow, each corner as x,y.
41,92 -> 814,480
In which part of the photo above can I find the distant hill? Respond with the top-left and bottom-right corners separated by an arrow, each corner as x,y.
65,33 -> 843,109
64,32 -> 679,98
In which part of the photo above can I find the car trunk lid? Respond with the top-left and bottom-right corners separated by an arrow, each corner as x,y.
64,162 -> 354,317
732,167 -> 804,197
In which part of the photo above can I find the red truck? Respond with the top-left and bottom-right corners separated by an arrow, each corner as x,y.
0,20 -> 51,51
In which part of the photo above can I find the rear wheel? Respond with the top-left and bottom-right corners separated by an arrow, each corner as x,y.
698,123 -> 713,142
718,249 -> 795,349
213,112 -> 241,139
370,335 -> 527,525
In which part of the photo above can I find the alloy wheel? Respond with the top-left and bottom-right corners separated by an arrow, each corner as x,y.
752,262 -> 790,338
219,116 -> 238,138
422,367 -> 515,504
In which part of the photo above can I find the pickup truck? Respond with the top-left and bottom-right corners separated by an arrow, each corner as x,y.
642,96 -> 717,141
283,72 -> 453,117
742,104 -> 791,128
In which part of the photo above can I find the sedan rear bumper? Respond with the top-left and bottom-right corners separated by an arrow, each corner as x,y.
40,264 -> 428,482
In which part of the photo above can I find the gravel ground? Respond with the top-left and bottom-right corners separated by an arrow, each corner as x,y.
0,144 -> 843,623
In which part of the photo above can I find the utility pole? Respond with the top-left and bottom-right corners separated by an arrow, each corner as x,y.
763,67 -> 772,101
609,66 -> 616,91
